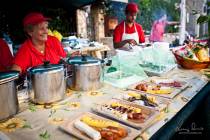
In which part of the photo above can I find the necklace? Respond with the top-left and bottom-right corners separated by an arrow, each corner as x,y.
34,43 -> 45,54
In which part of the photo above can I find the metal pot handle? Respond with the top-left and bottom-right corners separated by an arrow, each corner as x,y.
101,58 -> 112,66
16,83 -> 22,91
64,68 -> 73,79
65,73 -> 73,79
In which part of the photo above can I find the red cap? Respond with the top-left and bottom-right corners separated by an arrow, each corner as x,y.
23,12 -> 51,27
125,2 -> 139,13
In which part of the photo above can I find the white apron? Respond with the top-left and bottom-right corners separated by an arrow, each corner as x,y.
122,22 -> 139,44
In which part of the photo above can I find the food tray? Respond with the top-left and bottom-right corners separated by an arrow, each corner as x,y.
92,99 -> 159,130
149,76 -> 189,90
59,112 -> 139,140
113,91 -> 170,111
127,77 -> 188,99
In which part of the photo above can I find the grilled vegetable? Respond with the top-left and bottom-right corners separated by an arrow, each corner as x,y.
111,102 -> 141,113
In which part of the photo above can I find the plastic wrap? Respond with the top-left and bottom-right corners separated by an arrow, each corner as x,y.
138,46 -> 176,76
103,50 -> 148,88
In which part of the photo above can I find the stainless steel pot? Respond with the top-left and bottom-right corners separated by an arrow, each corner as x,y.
0,71 -> 19,121
27,63 -> 66,104
67,55 -> 102,91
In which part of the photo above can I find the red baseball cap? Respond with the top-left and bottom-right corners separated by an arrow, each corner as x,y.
125,2 -> 139,13
23,12 -> 51,27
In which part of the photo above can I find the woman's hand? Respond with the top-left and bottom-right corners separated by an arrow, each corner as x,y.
69,51 -> 81,57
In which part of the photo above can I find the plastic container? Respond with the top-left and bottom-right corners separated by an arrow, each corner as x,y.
103,54 -> 148,88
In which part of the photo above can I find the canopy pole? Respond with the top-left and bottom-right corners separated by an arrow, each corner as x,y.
179,0 -> 186,45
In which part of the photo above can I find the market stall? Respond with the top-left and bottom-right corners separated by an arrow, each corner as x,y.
1,14 -> 210,136
0,46 -> 209,140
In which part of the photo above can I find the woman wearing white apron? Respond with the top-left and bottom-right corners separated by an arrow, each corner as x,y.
113,2 -> 145,50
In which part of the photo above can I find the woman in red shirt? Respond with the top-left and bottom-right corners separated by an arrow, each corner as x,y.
113,2 -> 145,49
11,12 -> 67,74
0,38 -> 13,71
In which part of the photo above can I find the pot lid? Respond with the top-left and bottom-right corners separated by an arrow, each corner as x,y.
0,71 -> 19,84
28,62 -> 64,74
67,55 -> 100,65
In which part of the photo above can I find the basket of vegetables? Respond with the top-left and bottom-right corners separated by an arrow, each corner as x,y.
172,43 -> 210,69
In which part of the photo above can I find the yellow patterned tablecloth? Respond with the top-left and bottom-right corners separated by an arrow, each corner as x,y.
0,67 -> 208,140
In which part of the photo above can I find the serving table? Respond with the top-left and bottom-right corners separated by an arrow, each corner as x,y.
0,67 -> 208,140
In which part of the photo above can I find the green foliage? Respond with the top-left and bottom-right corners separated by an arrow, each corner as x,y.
40,8 -> 70,36
196,2 -> 210,37
23,122 -> 32,129
137,0 -> 152,33
105,1 -> 127,22
135,0 -> 180,34
28,103 -> 37,112
103,0 -> 113,16
39,130 -> 51,140
197,15 -> 210,24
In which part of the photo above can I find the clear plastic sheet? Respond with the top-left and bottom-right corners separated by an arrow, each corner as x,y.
103,50 -> 148,88
138,46 -> 176,76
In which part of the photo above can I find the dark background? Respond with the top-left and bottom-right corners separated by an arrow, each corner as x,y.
0,0 -> 97,44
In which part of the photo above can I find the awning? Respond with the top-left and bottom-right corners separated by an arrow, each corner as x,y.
41,0 -> 98,9
1,0 -> 97,10
64,0 -> 97,8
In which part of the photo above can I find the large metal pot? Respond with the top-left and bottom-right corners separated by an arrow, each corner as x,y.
0,71 -> 19,121
67,55 -> 102,91
27,63 -> 65,104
